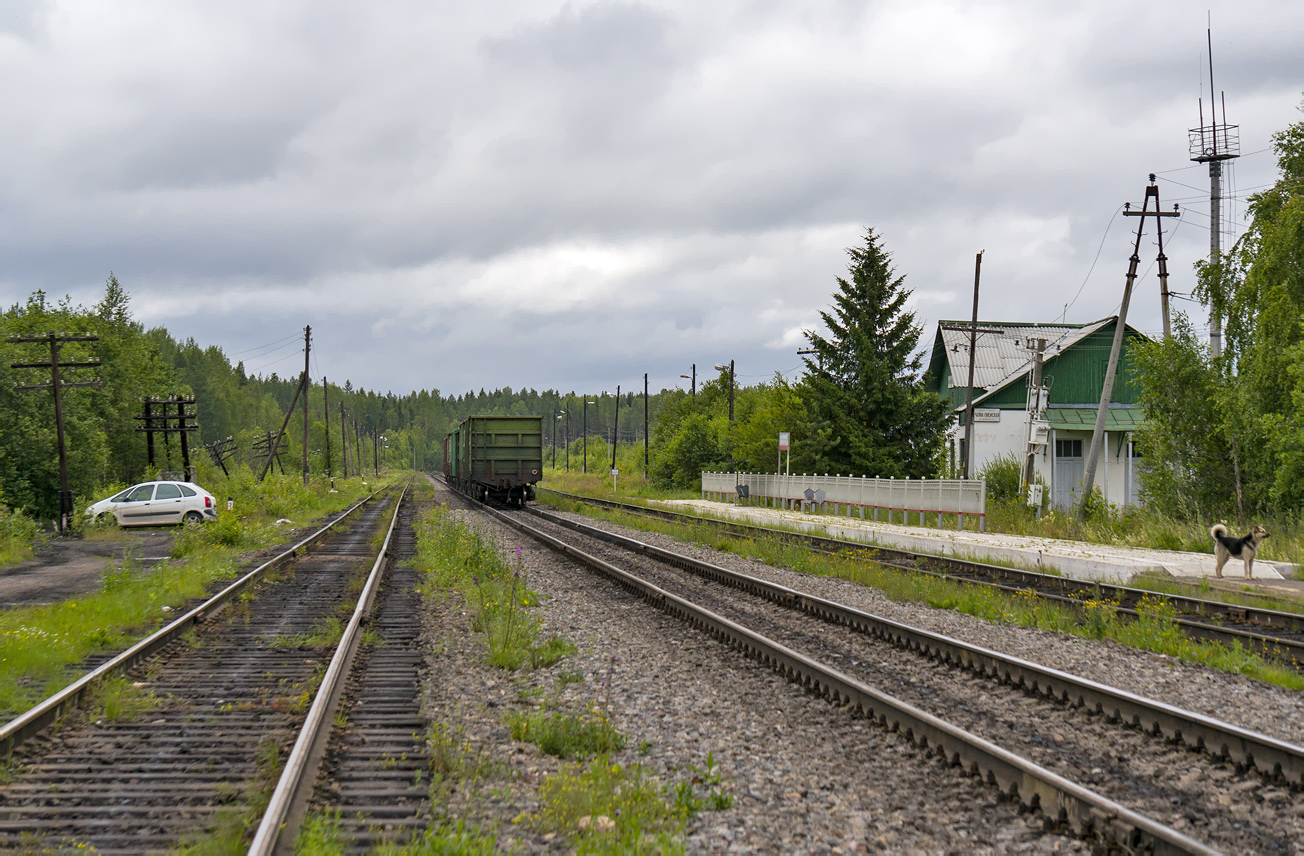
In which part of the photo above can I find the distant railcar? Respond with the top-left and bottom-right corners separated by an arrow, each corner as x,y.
443,415 -> 542,507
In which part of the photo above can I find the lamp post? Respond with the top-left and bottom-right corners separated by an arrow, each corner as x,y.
714,361 -> 734,468
680,364 -> 695,397
582,400 -> 596,473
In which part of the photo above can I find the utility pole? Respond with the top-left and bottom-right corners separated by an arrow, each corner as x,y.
373,428 -> 379,476
611,385 -> 620,473
797,348 -> 823,373
7,332 -> 101,533
1022,338 -> 1047,492
301,325 -> 311,486
643,373 -> 649,479
259,373 -> 306,482
586,399 -> 597,474
340,405 -> 349,479
1080,176 -> 1178,515
680,365 -> 695,397
323,377 -> 332,483
565,408 -> 571,472
961,251 -> 984,479
714,360 -> 735,468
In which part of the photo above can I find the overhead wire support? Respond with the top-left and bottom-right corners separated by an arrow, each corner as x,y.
1078,175 -> 1178,518
7,332 -> 102,533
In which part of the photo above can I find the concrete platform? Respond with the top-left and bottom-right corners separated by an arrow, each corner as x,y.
654,499 -> 1289,584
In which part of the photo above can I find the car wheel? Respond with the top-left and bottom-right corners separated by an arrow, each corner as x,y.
183,511 -> 204,525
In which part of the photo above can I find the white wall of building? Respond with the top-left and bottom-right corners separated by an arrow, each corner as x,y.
953,410 -> 1135,510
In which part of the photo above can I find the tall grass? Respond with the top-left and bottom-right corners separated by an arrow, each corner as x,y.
412,504 -> 561,670
0,472 -> 374,720
0,503 -> 40,568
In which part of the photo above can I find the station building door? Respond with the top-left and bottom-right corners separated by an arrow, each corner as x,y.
1053,438 -> 1084,509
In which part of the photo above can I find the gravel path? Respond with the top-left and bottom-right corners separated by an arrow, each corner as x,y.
420,481 -> 1088,853
524,508 -> 1304,854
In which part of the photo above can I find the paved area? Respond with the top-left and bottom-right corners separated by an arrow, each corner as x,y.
655,499 -> 1290,583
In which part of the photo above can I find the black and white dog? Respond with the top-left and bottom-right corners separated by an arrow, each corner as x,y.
1210,523 -> 1270,579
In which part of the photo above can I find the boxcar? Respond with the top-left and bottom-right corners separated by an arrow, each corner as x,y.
443,415 -> 542,506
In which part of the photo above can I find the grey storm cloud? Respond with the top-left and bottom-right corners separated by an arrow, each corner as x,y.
0,0 -> 1301,397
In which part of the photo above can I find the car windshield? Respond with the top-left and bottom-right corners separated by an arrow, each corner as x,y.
110,489 -> 132,502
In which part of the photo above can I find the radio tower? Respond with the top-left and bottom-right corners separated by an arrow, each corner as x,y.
1188,25 -> 1238,357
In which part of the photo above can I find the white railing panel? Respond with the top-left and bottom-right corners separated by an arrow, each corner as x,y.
700,471 -> 986,522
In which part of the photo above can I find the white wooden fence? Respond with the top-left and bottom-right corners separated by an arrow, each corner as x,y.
701,471 -> 987,531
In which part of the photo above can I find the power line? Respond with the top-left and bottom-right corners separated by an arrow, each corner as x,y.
227,332 -> 301,357
1061,205 -> 1124,321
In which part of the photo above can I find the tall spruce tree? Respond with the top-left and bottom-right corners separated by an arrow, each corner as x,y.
798,229 -> 949,477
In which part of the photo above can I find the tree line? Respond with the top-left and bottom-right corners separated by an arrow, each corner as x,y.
6,103 -> 1298,525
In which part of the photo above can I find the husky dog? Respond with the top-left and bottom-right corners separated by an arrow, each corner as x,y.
1210,523 -> 1270,579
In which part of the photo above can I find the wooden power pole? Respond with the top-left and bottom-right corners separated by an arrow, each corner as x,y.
7,332 -> 101,533
961,251 -> 983,479
1079,176 -> 1178,515
301,325 -> 311,486
322,377 -> 331,482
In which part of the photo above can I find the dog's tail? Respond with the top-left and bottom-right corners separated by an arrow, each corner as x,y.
1211,523 -> 1229,540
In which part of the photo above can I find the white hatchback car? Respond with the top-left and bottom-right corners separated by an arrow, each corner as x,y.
85,481 -> 219,527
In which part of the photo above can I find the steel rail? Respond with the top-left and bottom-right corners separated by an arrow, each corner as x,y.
478,502 -> 1220,855
529,507 -> 1304,786
0,487 -> 388,759
248,480 -> 409,855
540,490 -> 1304,668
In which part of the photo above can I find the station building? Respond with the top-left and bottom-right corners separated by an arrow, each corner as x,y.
924,316 -> 1151,510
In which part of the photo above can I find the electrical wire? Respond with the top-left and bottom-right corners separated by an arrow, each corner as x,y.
1061,204 -> 1124,321
227,332 -> 301,358
246,351 -> 303,376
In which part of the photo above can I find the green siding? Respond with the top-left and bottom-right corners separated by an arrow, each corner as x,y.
936,320 -> 1146,410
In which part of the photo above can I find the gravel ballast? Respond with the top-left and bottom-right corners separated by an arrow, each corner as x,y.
420,482 -> 1093,853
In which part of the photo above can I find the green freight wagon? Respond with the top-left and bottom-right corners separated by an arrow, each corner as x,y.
443,415 -> 542,506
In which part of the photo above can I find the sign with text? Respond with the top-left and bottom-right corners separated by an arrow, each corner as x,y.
778,431 -> 790,451
974,409 -> 1002,422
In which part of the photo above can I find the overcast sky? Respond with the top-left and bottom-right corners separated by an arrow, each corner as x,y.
1,1 -> 1300,398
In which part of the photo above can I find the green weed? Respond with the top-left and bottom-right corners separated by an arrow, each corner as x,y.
507,710 -> 625,758
528,757 -> 688,854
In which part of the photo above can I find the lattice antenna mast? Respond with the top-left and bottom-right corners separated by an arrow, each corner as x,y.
1188,24 -> 1239,357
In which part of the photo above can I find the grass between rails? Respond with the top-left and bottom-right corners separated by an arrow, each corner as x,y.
541,492 -> 1304,693
347,487 -> 728,855
0,472 -> 376,721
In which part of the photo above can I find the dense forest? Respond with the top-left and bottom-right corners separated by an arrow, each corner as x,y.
0,228 -> 949,523
0,278 -> 682,519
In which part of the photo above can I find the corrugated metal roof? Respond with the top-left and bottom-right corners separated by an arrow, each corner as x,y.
1044,406 -> 1142,432
939,320 -> 1109,390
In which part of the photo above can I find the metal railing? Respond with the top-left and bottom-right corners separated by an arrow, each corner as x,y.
701,472 -> 987,531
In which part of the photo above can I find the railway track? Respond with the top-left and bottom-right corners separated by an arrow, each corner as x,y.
436,485 -> 1304,854
0,484 -> 422,854
541,489 -> 1304,670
